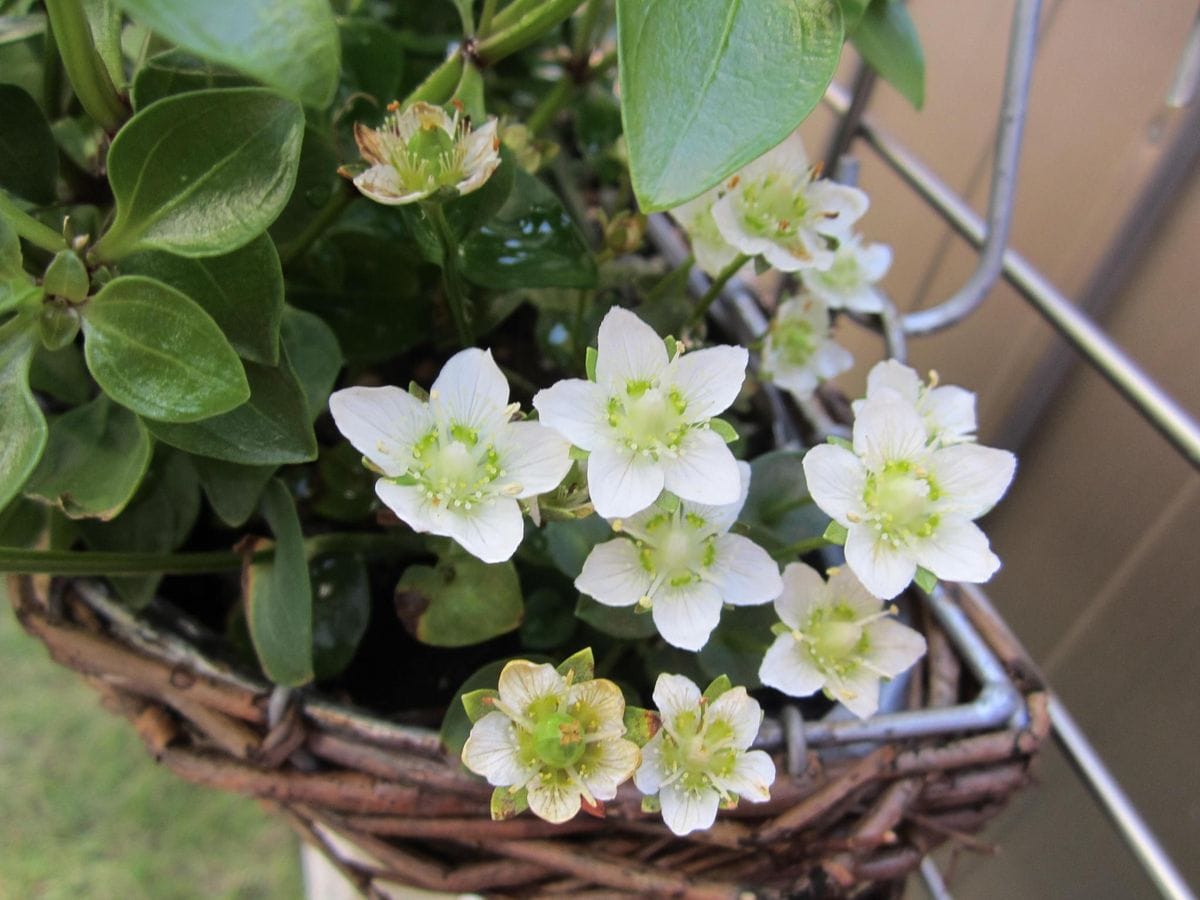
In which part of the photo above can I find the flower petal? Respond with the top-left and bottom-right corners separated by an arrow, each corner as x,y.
758,635 -> 826,697
801,443 -> 866,525
705,686 -> 763,749
844,523 -> 917,600
532,378 -> 607,450
352,164 -> 431,205
811,340 -> 854,380
329,386 -> 433,477
711,749 -> 775,802
498,660 -> 565,717
633,732 -> 669,794
924,385 -> 977,444
494,420 -> 572,497
827,666 -> 882,720
774,562 -> 829,629
661,428 -> 741,507
430,348 -> 510,432
594,307 -> 669,389
930,443 -> 1016,518
852,395 -> 930,470
707,534 -> 783,606
679,460 -> 751,534
805,180 -> 868,235
866,618 -> 927,678
742,131 -> 809,182
439,496 -> 525,564
651,581 -> 724,651
669,345 -> 747,420
375,480 -> 438,534
659,782 -> 720,836
860,242 -> 893,281
826,565 -> 881,619
911,516 -> 1001,584
576,538 -> 652,608
651,672 -> 703,726
587,444 -> 665,518
578,738 -> 640,800
865,359 -> 922,405
567,678 -> 627,739
461,711 -> 535,786
527,777 -> 582,824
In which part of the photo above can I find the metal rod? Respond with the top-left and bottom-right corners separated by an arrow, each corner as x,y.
823,62 -> 878,176
1049,696 -> 1197,900
823,88 -> 1200,469
900,0 -> 1041,336
920,856 -> 955,900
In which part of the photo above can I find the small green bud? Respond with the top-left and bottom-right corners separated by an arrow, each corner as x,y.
43,250 -> 89,302
532,712 -> 586,768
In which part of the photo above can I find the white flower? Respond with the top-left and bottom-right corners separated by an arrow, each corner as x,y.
710,135 -> 868,272
575,462 -> 782,651
348,101 -> 501,205
802,393 -> 1016,599
635,674 -> 775,835
853,359 -> 977,446
761,295 -> 854,401
669,185 -> 741,278
329,348 -> 571,563
533,307 -> 747,518
759,563 -> 927,719
461,659 -> 640,823
799,233 -> 892,314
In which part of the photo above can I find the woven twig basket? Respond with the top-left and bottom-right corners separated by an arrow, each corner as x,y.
9,571 -> 1047,898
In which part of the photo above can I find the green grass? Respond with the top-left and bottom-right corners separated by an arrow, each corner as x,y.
0,583 -> 303,900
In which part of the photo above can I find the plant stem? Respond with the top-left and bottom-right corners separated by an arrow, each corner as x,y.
769,536 -> 831,562
491,0 -> 545,33
571,0 -> 605,60
277,182 -> 354,267
688,253 -> 750,327
424,202 -> 474,346
526,78 -> 573,135
643,253 -> 694,306
406,52 -> 465,107
43,0 -> 125,132
478,0 -> 500,37
477,0 -> 584,63
41,19 -> 64,117
0,190 -> 68,252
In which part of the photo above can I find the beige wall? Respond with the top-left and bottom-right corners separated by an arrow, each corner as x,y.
803,1 -> 1200,894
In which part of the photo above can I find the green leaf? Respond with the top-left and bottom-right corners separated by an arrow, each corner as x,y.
245,479 -> 314,686
280,306 -> 342,422
130,49 -> 254,110
575,594 -> 658,640
839,0 -> 870,33
81,275 -> 250,423
852,0 -> 925,109
519,587 -> 578,650
310,443 -> 375,524
490,785 -> 528,821
0,315 -> 47,511
823,520 -> 848,545
310,553 -> 371,681
740,449 -> 830,555
29,343 -> 91,405
114,0 -> 341,108
0,83 -> 57,204
84,0 -> 126,89
460,170 -> 597,290
914,566 -> 937,594
144,350 -> 318,465
440,655 -> 552,757
709,417 -> 739,444
269,125 -> 338,250
556,646 -> 595,683
339,18 -> 407,107
96,88 -> 304,259
616,0 -> 843,210
24,395 -> 152,520
697,605 -> 777,689
394,549 -> 524,647
543,516 -> 613,579
622,705 -> 661,747
0,214 -> 24,279
461,688 -> 500,724
122,234 -> 285,365
0,496 -> 47,548
702,674 -> 733,702
194,456 -> 276,527
585,346 -> 597,381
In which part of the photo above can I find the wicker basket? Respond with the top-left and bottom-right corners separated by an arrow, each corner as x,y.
9,570 -> 1047,898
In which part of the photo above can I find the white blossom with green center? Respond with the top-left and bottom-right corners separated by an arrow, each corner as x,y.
709,134 -> 868,272
803,392 -> 1016,599
799,233 -> 892,313
759,563 -> 927,719
634,674 -> 775,835
349,101 -> 500,205
461,660 -> 639,823
575,462 -> 782,650
853,359 -> 978,447
761,295 -> 853,401
533,307 -> 748,518
669,184 -> 741,278
329,349 -> 571,563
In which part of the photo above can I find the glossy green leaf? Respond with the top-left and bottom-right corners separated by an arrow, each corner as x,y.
0,315 -> 47,511
130,49 -> 254,110
852,0 -> 924,109
617,0 -> 843,210
96,88 -> 304,259
0,496 -> 46,548
310,554 -> 371,681
194,457 -> 276,527
543,516 -> 613,579
245,479 -> 314,686
309,443 -> 375,524
24,395 -> 152,520
144,350 -> 318,465
84,0 -> 126,89
280,305 -> 342,421
0,214 -> 23,279
339,18 -> 407,106
555,647 -> 594,683
697,605 -> 777,689
460,170 -> 597,289
38,303 -> 83,352
123,235 -> 285,365
575,594 -> 658,640
394,549 -> 523,647
269,126 -> 338,251
839,0 -> 870,33
739,449 -> 830,555
115,0 -> 341,108
81,275 -> 250,423
29,342 -> 91,405
519,587 -> 578,650
0,83 -> 57,204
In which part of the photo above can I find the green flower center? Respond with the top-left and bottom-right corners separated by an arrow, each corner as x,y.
636,512 -> 717,589
386,114 -> 469,193
862,460 -> 940,545
657,708 -> 742,797
405,424 -> 504,509
739,174 -> 810,239
814,249 -> 863,292
771,317 -> 817,368
605,381 -> 690,458
532,712 -> 587,768
797,601 -> 872,677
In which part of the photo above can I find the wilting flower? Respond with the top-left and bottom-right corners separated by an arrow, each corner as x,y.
576,462 -> 782,650
803,393 -> 1016,599
799,233 -> 892,314
759,563 -> 926,719
461,659 -> 640,823
854,359 -> 977,447
669,185 -> 741,277
345,101 -> 501,205
635,674 -> 775,835
533,307 -> 747,518
710,135 -> 868,272
329,349 -> 570,563
761,295 -> 854,401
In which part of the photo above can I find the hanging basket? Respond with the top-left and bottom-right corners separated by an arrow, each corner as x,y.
10,572 -> 1047,898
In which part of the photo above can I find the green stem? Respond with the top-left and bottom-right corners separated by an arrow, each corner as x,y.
491,0 -> 544,33
405,53 -> 465,107
643,253 -> 694,306
688,253 -> 750,327
0,191 -> 68,253
477,0 -> 584,63
526,78 -> 573,135
277,183 -> 354,267
425,202 -> 474,346
571,0 -> 605,60
769,536 -> 831,562
478,0 -> 500,37
43,0 -> 124,132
